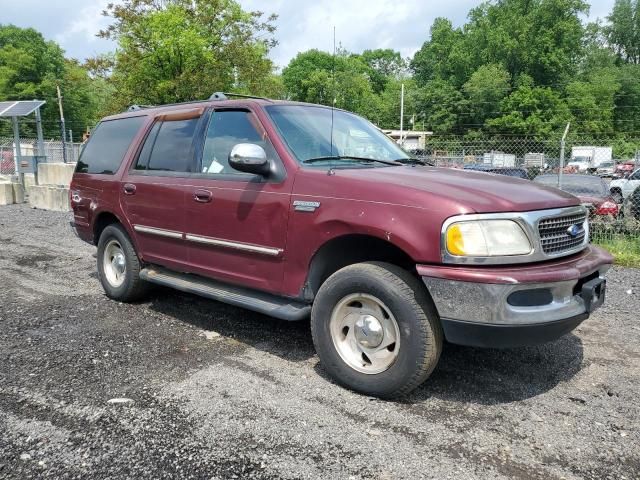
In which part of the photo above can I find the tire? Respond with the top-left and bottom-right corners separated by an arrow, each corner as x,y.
311,262 -> 443,398
96,223 -> 149,302
611,188 -> 623,204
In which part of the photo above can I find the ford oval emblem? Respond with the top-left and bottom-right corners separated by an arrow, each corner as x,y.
567,224 -> 582,237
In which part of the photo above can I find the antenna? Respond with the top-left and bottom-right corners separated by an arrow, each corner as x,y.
329,26 -> 336,164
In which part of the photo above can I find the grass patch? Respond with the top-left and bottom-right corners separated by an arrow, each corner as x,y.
593,235 -> 640,268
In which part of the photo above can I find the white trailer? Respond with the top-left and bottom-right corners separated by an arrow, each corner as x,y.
570,146 -> 612,171
483,151 -> 516,167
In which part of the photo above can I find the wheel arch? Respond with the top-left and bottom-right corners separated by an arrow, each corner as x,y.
303,233 -> 417,301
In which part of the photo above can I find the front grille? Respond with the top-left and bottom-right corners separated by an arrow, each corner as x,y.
538,212 -> 587,255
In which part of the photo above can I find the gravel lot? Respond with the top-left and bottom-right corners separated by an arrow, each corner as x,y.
0,203 -> 639,480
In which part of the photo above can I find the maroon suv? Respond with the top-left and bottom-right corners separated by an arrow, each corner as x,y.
71,95 -> 612,398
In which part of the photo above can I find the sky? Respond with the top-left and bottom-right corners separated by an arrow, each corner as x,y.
0,0 -> 617,69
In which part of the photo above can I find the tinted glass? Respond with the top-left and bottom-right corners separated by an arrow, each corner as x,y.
76,116 -> 145,174
147,118 -> 198,172
201,110 -> 268,175
134,122 -> 161,170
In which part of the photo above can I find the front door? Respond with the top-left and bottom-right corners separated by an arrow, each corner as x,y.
121,108 -> 203,270
183,109 -> 292,294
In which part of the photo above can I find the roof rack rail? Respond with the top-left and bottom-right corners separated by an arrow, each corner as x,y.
127,104 -> 154,112
209,92 -> 272,101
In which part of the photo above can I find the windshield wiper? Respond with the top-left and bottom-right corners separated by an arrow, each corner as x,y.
394,158 -> 431,166
302,155 -> 401,166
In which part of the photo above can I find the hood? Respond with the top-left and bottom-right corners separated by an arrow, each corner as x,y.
333,166 -> 580,213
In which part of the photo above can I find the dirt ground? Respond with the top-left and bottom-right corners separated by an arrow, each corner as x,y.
0,203 -> 638,480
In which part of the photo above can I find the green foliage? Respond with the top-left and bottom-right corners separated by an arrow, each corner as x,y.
0,24 -> 106,138
99,0 -> 278,110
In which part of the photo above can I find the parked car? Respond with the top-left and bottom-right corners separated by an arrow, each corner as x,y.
534,174 -> 618,217
622,186 -> 640,220
613,161 -> 637,179
70,95 -> 612,398
1,149 -> 13,174
596,160 -> 616,178
609,168 -> 640,203
463,163 -> 529,179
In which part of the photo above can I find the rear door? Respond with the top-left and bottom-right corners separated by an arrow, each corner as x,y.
183,108 -> 292,294
72,116 -> 146,231
120,108 -> 204,270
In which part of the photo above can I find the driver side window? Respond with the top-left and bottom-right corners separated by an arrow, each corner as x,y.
201,110 -> 273,175
631,170 -> 640,180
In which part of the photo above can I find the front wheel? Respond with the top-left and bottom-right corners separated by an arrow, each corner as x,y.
311,262 -> 443,398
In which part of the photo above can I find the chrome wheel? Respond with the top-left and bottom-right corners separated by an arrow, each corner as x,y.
103,239 -> 126,288
329,293 -> 401,374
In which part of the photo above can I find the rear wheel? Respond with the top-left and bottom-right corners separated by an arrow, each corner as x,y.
97,224 -> 149,302
311,262 -> 443,398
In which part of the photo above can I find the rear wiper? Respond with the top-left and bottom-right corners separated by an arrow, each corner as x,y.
302,155 -> 401,166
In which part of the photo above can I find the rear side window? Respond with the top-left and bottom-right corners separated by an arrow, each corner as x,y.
144,118 -> 199,172
76,116 -> 145,174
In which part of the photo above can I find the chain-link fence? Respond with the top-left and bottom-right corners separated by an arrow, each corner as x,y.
0,137 -> 82,176
401,136 -> 640,245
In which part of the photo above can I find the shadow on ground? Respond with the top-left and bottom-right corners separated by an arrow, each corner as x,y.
146,286 -> 585,405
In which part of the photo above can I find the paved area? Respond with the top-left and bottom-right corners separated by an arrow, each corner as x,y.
0,204 -> 638,479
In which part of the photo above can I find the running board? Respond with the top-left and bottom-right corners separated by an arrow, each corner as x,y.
139,267 -> 310,321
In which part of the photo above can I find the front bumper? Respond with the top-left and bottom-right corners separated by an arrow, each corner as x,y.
418,245 -> 613,348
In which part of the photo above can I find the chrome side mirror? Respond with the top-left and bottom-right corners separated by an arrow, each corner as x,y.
229,143 -> 270,176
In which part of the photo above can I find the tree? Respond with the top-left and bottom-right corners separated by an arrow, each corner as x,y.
98,0 -> 278,109
486,76 -> 571,137
414,80 -> 466,134
0,24 -> 105,137
411,18 -> 471,87
359,49 -> 406,93
462,64 -> 511,126
604,0 -> 640,63
281,49 -> 378,117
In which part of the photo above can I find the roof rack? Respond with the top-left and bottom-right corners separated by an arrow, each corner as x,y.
124,92 -> 271,113
209,92 -> 272,101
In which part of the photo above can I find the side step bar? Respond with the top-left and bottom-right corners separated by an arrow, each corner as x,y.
139,267 -> 311,321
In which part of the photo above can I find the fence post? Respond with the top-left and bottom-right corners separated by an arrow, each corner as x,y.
559,122 -> 571,188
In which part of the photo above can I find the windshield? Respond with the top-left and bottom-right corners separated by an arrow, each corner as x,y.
599,161 -> 614,168
534,175 -> 608,196
265,105 -> 410,167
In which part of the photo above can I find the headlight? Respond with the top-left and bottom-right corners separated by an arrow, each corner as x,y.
445,219 -> 532,257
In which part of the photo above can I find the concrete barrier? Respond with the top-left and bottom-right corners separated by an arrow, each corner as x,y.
24,173 -> 36,190
0,182 -> 13,205
28,185 -> 70,212
37,163 -> 75,187
12,183 -> 25,204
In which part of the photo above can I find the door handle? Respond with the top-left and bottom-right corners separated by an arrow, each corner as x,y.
123,183 -> 136,195
193,189 -> 213,203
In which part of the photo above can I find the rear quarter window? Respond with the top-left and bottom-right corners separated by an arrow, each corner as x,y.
76,116 -> 146,174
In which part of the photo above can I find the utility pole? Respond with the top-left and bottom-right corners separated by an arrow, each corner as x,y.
56,85 -> 67,163
559,122 -> 571,189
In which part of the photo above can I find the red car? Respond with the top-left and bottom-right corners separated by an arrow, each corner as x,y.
534,174 -> 618,217
1,149 -> 14,174
613,161 -> 637,178
70,95 -> 612,398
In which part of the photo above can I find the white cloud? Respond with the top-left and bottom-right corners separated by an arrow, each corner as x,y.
54,1 -> 112,46
0,0 -> 618,64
